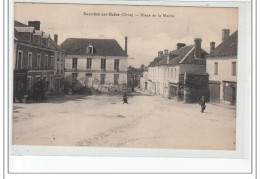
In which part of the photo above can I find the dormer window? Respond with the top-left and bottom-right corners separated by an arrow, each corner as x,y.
86,45 -> 93,54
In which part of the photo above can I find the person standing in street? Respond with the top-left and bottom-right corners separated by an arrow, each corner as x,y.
199,96 -> 206,113
123,92 -> 128,104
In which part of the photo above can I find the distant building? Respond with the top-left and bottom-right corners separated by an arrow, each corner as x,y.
140,67 -> 148,90
13,20 -> 65,102
148,39 -> 209,103
61,37 -> 128,93
206,29 -> 238,105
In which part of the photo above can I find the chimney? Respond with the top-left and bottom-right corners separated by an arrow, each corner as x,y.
194,38 -> 202,58
28,21 -> 41,30
164,49 -> 168,55
222,29 -> 230,42
125,36 -> 128,55
210,42 -> 215,53
166,55 -> 170,64
158,51 -> 163,57
177,43 -> 186,50
54,34 -> 58,44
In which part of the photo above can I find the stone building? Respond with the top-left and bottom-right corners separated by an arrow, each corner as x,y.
13,20 -> 65,102
148,38 -> 209,103
206,29 -> 238,105
61,37 -> 128,93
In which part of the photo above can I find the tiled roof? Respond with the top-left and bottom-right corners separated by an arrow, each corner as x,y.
207,30 -> 238,58
148,45 -> 207,68
168,45 -> 207,66
60,38 -> 127,56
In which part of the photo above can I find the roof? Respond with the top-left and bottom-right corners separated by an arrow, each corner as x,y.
15,27 -> 34,33
60,38 -> 127,56
14,21 -> 28,27
14,20 -> 63,52
207,30 -> 238,58
149,45 -> 207,67
42,32 -> 50,38
34,30 -> 43,36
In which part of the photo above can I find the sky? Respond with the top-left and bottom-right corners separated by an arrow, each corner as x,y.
14,3 -> 238,68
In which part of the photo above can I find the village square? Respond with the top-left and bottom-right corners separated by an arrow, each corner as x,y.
12,4 -> 237,150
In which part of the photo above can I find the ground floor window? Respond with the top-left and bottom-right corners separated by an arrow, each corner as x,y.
100,74 -> 105,84
27,76 -> 33,91
114,74 -> 119,85
72,73 -> 77,84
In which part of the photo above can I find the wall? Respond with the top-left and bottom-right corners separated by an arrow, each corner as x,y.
179,64 -> 206,74
65,55 -> 128,72
206,56 -> 237,104
64,55 -> 128,86
206,56 -> 237,82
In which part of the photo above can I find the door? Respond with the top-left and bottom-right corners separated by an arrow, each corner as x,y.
209,83 -> 220,103
85,73 -> 93,87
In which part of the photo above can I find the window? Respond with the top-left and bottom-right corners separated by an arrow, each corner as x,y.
72,73 -> 77,83
37,54 -> 41,69
57,63 -> 60,74
51,56 -> 54,69
86,46 -> 93,54
114,74 -> 119,85
57,52 -> 60,61
17,51 -> 23,69
214,62 -> 218,75
30,33 -> 33,43
114,59 -> 119,71
101,58 -> 106,70
232,62 -> 236,76
45,55 -> 48,69
100,74 -> 105,84
61,64 -> 63,74
27,76 -> 33,91
72,58 -> 77,68
28,52 -> 32,69
174,68 -> 176,79
85,73 -> 92,77
87,58 -> 92,69
50,75 -> 53,89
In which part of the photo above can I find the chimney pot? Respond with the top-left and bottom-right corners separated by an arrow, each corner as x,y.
222,29 -> 230,42
125,36 -> 128,55
158,51 -> 163,57
177,43 -> 186,50
54,34 -> 58,44
194,38 -> 202,58
210,41 -> 215,53
28,21 -> 41,30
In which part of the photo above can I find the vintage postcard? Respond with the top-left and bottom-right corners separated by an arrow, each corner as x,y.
12,2 -> 243,155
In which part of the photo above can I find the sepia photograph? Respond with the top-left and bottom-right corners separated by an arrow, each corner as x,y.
12,3 -> 238,151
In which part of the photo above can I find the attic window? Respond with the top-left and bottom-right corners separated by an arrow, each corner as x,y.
86,46 -> 93,54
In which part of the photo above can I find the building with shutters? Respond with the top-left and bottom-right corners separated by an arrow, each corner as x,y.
13,20 -> 65,102
60,37 -> 128,93
206,29 -> 238,105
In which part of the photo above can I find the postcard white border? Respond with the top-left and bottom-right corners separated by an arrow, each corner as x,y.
7,0 -> 253,173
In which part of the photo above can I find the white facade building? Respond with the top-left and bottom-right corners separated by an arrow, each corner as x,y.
206,29 -> 237,105
61,38 -> 128,92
